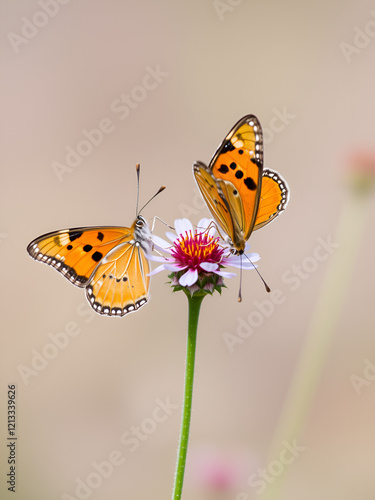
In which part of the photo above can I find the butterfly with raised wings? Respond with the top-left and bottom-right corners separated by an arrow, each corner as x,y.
27,164 -> 165,317
193,114 -> 289,256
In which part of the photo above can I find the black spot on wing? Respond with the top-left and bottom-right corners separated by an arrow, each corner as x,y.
83,244 -> 93,252
67,244 -> 73,251
250,157 -> 262,167
238,149 -> 244,155
218,164 -> 229,174
235,170 -> 243,179
69,230 -> 83,242
221,140 -> 235,153
97,232 -> 104,241
92,251 -> 103,262
230,162 -> 237,170
244,177 -> 257,190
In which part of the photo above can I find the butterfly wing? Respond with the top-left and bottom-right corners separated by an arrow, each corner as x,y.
27,227 -> 133,287
27,221 -> 152,316
209,115 -> 264,245
193,161 -> 235,240
254,169 -> 289,230
86,235 -> 150,317
194,115 -> 264,252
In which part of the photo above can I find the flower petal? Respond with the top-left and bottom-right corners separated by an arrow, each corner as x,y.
248,252 -> 260,262
175,218 -> 193,236
214,269 -> 237,278
223,253 -> 260,269
147,264 -> 167,276
147,254 -> 173,263
151,235 -> 172,252
198,218 -> 217,238
200,261 -> 219,272
166,231 -> 177,242
164,263 -> 188,272
223,260 -> 257,270
179,268 -> 198,286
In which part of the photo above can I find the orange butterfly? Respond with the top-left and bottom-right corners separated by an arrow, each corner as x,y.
193,114 -> 289,255
27,165 -> 165,317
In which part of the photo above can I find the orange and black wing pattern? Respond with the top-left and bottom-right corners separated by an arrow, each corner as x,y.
193,114 -> 290,252
193,115 -> 264,252
193,161 -> 235,242
27,227 -> 133,287
254,169 -> 289,230
27,221 -> 152,316
86,236 -> 150,316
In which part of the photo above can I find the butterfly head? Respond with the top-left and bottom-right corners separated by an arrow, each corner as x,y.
221,229 -> 245,255
230,246 -> 244,256
133,214 -> 152,253
135,214 -> 147,228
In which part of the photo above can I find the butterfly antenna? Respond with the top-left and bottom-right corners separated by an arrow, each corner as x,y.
243,252 -> 271,293
136,163 -> 141,216
135,163 -> 166,215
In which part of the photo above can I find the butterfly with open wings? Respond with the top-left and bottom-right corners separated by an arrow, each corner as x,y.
27,164 -> 164,317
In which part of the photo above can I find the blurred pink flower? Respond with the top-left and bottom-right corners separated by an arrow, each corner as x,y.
348,150 -> 375,175
346,150 -> 375,193
186,444 -> 257,494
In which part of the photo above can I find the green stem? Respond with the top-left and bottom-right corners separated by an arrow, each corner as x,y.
172,293 -> 204,500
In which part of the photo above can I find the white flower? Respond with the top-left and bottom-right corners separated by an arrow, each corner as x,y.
148,218 -> 260,289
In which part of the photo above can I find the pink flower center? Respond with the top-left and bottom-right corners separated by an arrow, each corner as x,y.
171,230 -> 224,270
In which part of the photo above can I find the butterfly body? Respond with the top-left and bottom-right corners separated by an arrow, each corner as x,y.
27,215 -> 152,317
193,114 -> 289,255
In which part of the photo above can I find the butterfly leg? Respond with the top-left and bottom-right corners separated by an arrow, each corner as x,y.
150,216 -> 174,233
196,219 -> 227,241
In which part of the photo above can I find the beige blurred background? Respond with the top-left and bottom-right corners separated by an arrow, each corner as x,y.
1,0 -> 375,499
